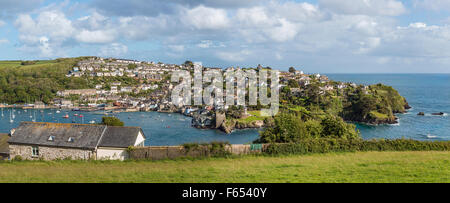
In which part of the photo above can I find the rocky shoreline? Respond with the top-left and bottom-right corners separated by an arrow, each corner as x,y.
353,102 -> 412,125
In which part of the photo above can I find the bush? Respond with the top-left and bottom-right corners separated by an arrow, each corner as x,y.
257,113 -> 360,143
12,155 -> 23,161
101,117 -> 124,126
264,138 -> 450,155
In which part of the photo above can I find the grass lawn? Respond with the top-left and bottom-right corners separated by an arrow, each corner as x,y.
235,110 -> 268,124
0,60 -> 57,69
0,151 -> 449,183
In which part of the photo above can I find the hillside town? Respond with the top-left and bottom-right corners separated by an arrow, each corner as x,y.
38,57 -> 356,114
0,56 -> 370,133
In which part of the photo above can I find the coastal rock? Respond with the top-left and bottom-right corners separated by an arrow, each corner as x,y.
220,121 -> 235,134
215,112 -> 226,129
417,112 -> 425,116
191,111 -> 214,128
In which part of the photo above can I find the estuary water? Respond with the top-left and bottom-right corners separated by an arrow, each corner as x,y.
327,74 -> 450,141
0,74 -> 449,145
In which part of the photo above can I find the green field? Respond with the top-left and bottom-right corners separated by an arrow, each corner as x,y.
0,151 -> 449,183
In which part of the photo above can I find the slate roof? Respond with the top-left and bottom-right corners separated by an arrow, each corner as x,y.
8,122 -> 145,150
0,134 -> 10,155
98,126 -> 144,148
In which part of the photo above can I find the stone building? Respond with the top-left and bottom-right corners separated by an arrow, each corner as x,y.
8,122 -> 146,161
0,133 -> 10,160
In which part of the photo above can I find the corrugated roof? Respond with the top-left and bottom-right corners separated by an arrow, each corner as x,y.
8,122 -> 145,150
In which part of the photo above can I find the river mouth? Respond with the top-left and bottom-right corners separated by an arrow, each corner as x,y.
2,74 -> 449,145
0,109 -> 260,146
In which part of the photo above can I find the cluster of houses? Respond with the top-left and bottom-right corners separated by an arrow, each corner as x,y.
66,57 -> 180,79
55,57 -> 362,113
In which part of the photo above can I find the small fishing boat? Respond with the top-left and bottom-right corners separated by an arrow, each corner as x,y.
89,120 -> 96,124
63,114 -> 69,119
56,110 -> 61,114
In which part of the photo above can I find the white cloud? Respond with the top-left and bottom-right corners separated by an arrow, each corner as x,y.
197,40 -> 225,48
414,0 -> 450,11
182,5 -> 230,30
0,20 -> 5,27
7,0 -> 450,72
197,40 -> 213,48
319,0 -> 406,16
265,18 -> 300,42
217,49 -> 251,62
0,39 -> 9,44
168,45 -> 185,52
38,36 -> 53,57
14,11 -> 75,57
99,43 -> 128,57
75,29 -> 117,43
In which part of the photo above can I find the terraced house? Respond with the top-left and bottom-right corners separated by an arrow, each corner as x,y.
8,122 -> 146,161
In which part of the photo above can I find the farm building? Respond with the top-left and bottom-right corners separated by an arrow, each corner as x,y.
8,122 -> 146,161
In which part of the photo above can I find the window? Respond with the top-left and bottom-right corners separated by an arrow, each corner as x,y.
32,146 -> 39,157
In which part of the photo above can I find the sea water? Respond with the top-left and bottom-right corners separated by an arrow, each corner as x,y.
0,74 -> 449,145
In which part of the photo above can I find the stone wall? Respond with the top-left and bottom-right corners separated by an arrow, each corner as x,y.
9,144 -> 95,160
129,144 -> 268,160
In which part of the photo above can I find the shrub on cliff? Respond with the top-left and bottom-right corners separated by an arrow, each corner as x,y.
101,117 -> 124,126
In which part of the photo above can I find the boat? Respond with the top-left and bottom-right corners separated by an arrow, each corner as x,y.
9,110 -> 13,123
426,134 -> 438,139
32,111 -> 36,122
56,110 -> 61,114
89,120 -> 96,124
63,114 -> 69,119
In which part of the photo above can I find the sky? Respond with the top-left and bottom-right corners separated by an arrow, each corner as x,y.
1,0 -> 450,73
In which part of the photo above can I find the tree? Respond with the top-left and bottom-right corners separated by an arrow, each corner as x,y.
288,79 -> 300,88
320,115 -> 359,139
101,117 -> 124,126
288,67 -> 296,73
128,64 -> 137,70
258,113 -> 308,143
184,60 -> 194,67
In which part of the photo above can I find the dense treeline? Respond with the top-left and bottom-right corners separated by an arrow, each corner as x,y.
0,57 -> 94,104
281,79 -> 410,124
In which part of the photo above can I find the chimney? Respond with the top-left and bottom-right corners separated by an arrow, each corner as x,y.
9,128 -> 15,136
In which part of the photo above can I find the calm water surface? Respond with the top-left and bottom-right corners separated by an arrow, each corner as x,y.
1,74 -> 448,145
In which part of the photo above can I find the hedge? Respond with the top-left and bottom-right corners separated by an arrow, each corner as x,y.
264,138 -> 450,155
